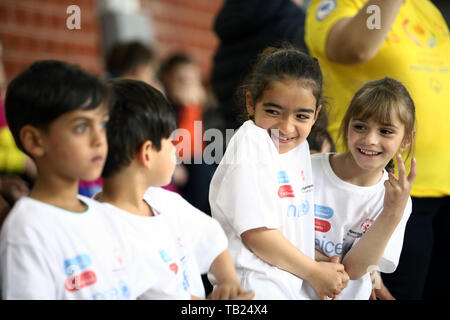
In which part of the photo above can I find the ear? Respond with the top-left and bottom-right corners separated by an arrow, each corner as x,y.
400,130 -> 416,152
245,92 -> 255,117
20,125 -> 45,158
137,140 -> 154,169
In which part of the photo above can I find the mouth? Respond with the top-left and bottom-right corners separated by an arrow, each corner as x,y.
357,148 -> 382,157
91,155 -> 105,165
271,133 -> 299,144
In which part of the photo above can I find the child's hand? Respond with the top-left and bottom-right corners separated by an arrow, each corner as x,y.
383,155 -> 417,218
369,270 -> 395,300
329,255 -> 349,300
307,260 -> 346,300
207,281 -> 255,300
0,175 -> 30,204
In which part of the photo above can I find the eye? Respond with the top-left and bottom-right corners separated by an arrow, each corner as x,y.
75,123 -> 87,133
264,109 -> 279,116
353,124 -> 365,131
380,128 -> 393,135
99,120 -> 108,130
296,114 -> 310,120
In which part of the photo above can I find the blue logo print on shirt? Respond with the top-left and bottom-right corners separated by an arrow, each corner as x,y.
277,171 -> 290,184
314,204 -> 334,219
286,200 -> 310,218
63,254 -> 91,275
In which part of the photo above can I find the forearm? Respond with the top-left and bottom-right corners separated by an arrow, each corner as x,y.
326,0 -> 404,64
342,211 -> 402,279
209,249 -> 239,285
241,227 -> 317,281
315,249 -> 330,262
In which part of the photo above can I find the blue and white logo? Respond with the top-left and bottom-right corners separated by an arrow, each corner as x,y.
316,0 -> 337,21
277,171 -> 290,184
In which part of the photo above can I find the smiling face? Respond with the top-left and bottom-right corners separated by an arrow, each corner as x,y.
246,79 -> 320,154
37,105 -> 109,183
347,112 -> 409,173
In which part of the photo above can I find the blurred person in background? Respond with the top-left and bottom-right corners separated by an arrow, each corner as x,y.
159,52 -> 215,215
0,40 -> 37,224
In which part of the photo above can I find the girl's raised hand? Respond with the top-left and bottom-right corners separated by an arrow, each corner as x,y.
383,154 -> 417,217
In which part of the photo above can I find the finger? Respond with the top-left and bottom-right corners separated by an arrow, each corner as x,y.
330,255 -> 340,264
233,290 -> 255,300
370,290 -> 377,300
332,294 -> 340,300
387,172 -> 399,188
396,154 -> 406,181
407,157 -> 417,184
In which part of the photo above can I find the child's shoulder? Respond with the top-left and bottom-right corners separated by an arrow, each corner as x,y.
311,152 -> 332,168
0,197 -> 55,242
143,186 -> 182,202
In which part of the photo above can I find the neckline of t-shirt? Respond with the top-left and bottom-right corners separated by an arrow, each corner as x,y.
23,196 -> 90,215
104,201 -> 162,220
322,153 -> 387,193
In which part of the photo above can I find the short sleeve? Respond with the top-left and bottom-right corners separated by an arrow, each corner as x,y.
378,197 -> 413,273
174,194 -> 228,274
210,121 -> 282,237
305,0 -> 360,57
212,160 -> 281,237
1,242 -> 56,299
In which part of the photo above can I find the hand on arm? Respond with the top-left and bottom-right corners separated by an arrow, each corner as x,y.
242,227 -> 346,299
342,155 -> 416,279
207,249 -> 255,300
369,270 -> 396,300
326,0 -> 404,64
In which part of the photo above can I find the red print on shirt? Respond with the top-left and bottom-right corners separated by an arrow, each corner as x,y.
65,270 -> 97,292
361,218 -> 374,232
278,185 -> 295,198
315,219 -> 331,233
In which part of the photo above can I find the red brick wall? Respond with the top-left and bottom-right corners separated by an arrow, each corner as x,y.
0,0 -> 104,84
0,0 -> 224,86
142,0 -> 224,80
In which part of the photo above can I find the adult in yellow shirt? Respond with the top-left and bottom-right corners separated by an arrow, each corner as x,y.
306,0 -> 450,299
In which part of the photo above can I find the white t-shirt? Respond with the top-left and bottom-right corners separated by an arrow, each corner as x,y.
209,120 -> 315,299
311,153 -> 412,300
126,187 -> 228,299
0,196 -> 143,300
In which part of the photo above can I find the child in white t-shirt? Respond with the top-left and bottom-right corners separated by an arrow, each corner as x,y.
209,45 -> 349,300
312,77 -> 417,299
0,61 -> 143,299
96,78 -> 254,300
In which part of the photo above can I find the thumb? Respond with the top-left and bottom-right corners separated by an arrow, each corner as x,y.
330,255 -> 340,264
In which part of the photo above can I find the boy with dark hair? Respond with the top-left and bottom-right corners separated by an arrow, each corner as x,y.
97,78 -> 253,299
0,60 -> 143,299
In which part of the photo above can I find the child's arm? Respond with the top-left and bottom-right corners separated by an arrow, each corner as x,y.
207,249 -> 255,300
315,249 -> 330,262
342,155 -> 417,280
242,227 -> 347,299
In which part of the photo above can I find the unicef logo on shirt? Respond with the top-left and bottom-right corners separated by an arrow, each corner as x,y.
316,0 -> 337,21
286,200 -> 310,218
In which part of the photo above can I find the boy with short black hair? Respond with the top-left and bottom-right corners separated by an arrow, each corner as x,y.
0,60 -> 143,299
97,78 -> 253,300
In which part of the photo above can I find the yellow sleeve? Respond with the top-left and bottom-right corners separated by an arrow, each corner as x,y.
0,127 -> 26,173
305,0 -> 362,57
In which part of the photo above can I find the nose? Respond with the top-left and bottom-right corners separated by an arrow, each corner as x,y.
278,117 -> 295,135
92,125 -> 106,148
363,129 -> 378,145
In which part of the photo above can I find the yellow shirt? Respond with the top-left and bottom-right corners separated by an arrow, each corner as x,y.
0,128 -> 25,173
306,0 -> 450,197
